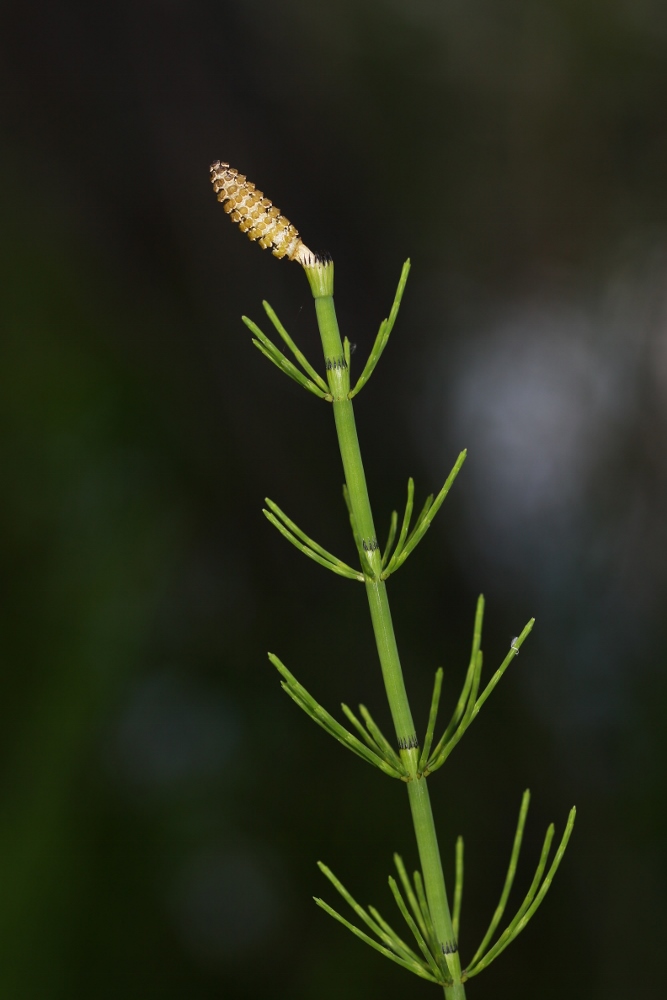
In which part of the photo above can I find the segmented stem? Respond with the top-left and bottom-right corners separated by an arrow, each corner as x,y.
305,258 -> 466,999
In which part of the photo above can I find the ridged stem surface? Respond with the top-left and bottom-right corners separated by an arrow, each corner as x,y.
307,263 -> 466,999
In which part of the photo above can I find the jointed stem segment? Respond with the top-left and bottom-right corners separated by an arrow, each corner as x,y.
305,258 -> 465,996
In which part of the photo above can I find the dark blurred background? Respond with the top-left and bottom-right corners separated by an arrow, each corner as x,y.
2,1 -> 667,997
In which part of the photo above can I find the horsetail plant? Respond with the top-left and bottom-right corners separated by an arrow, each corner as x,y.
210,160 -> 576,997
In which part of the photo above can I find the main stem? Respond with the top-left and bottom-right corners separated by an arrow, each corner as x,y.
305,261 -> 466,999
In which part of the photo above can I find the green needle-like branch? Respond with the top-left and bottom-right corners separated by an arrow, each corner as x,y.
340,702 -> 381,752
315,862 -> 439,983
425,607 -> 535,775
393,476 -> 415,565
412,870 -> 445,965
393,854 -> 429,940
339,704 -> 403,773
367,905 -> 425,969
262,300 -> 330,393
349,259 -> 411,398
343,336 -> 352,372
425,649 -> 483,775
315,861 -> 453,986
263,498 -> 363,581
242,315 -> 331,399
359,704 -> 404,770
269,653 -> 407,779
425,596 -> 484,769
318,898 -> 439,983
469,618 -> 534,721
388,876 -> 449,983
418,667 -> 443,773
392,855 -> 449,981
381,510 -> 399,569
382,451 -> 467,579
340,703 -> 404,772
453,837 -> 464,940
464,803 -> 577,978
467,791 -> 531,969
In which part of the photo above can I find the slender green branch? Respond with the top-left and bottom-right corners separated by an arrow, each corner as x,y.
413,869 -> 443,966
269,653 -> 406,778
508,808 -> 576,938
425,608 -> 535,775
337,702 -> 404,774
381,510 -> 399,568
467,790 -> 531,969
242,315 -> 329,398
359,704 -> 404,771
340,702 -> 383,753
383,453 -> 467,579
389,876 -> 449,983
263,497 -> 363,581
419,667 -> 444,773
465,806 -> 576,977
314,896 -> 438,982
471,619 -> 535,720
316,862 -> 441,983
440,596 -> 485,745
453,837 -> 464,940
343,336 -> 352,372
389,477 -> 415,569
393,854 -> 428,939
262,300 -> 330,392
367,906 -> 424,966
426,650 -> 483,775
444,594 -> 484,752
349,259 -> 411,398
318,863 -> 399,945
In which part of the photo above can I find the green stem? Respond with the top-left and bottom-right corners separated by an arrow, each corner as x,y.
407,779 -> 465,997
306,260 -> 466,999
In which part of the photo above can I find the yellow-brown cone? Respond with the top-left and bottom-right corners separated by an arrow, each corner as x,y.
210,161 -> 314,265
